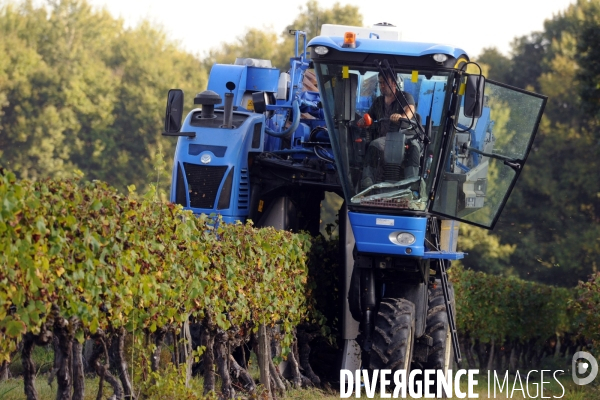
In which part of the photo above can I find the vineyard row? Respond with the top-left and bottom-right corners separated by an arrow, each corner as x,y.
1,170 -> 599,399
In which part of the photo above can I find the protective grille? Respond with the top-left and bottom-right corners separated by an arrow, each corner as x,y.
183,163 -> 228,209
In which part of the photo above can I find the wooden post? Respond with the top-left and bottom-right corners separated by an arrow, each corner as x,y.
258,324 -> 272,400
0,361 -> 9,382
183,316 -> 193,388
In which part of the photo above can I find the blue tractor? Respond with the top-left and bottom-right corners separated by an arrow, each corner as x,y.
163,24 -> 546,381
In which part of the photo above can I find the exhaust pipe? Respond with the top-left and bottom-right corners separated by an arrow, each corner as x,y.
223,92 -> 234,128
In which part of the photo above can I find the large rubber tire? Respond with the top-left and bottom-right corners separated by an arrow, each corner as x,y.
424,279 -> 455,397
367,298 -> 416,372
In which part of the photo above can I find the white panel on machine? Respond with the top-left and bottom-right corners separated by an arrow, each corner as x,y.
234,58 -> 272,68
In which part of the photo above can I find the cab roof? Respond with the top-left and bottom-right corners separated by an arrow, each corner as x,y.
308,35 -> 469,59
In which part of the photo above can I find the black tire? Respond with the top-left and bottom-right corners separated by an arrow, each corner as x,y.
424,279 -> 455,397
367,298 -> 416,372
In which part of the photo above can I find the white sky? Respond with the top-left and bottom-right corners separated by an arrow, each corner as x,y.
85,0 -> 576,58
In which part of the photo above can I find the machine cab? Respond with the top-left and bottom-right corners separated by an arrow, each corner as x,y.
309,26 -> 546,229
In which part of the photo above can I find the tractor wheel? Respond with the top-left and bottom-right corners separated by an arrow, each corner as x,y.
423,279 -> 455,397
367,298 -> 415,372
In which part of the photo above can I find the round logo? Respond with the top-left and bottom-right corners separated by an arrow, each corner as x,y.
572,351 -> 598,385
200,154 -> 211,164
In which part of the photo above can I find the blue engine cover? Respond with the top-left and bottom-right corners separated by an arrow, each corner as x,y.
169,109 -> 265,224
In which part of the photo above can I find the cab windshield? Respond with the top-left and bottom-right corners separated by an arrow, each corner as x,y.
314,62 -> 453,211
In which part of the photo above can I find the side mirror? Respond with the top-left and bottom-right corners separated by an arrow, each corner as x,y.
463,74 -> 485,118
334,73 -> 358,122
165,89 -> 184,133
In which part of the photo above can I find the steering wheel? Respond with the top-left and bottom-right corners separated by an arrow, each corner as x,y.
360,113 -> 416,126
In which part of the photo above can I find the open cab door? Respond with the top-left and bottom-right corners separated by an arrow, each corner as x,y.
430,79 -> 547,229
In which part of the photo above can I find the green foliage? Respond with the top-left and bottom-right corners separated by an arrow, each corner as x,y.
451,265 -> 576,346
456,224 -> 516,276
573,272 -> 600,356
202,28 -> 282,71
277,0 -> 362,69
139,364 -> 209,400
0,168 -> 313,362
550,0 -> 600,120
476,47 -> 512,83
305,229 -> 340,341
284,0 -> 362,40
131,342 -> 209,400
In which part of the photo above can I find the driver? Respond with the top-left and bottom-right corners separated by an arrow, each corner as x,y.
358,71 -> 422,189
357,71 -> 416,139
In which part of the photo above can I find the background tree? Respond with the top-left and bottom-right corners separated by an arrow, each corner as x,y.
201,28 -> 281,71
0,0 -> 206,193
203,0 -> 362,71
476,47 -> 512,83
483,0 -> 600,286
276,0 -> 363,69
456,224 -> 516,276
0,1 -> 80,180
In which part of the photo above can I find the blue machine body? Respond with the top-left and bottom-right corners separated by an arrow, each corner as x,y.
169,46 -> 332,224
169,34 -> 473,259
167,27 -> 542,259
349,212 -> 427,256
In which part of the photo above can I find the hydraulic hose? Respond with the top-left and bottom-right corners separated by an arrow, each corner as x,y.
265,99 -> 300,138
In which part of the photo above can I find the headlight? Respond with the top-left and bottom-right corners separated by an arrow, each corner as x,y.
396,232 -> 416,245
314,46 -> 329,55
433,53 -> 448,63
